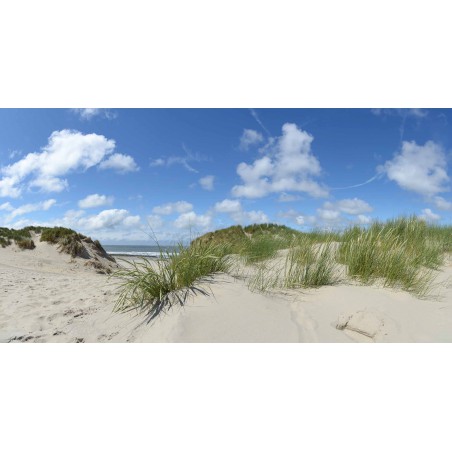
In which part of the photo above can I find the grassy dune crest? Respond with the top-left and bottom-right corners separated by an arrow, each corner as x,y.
112,218 -> 450,320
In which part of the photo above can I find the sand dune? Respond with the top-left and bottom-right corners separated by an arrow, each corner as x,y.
1,239 -> 451,342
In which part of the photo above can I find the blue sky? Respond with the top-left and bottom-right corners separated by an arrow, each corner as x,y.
0,108 -> 451,244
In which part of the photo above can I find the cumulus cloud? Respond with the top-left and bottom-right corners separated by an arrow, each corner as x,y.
214,199 -> 242,213
98,153 -> 139,173
8,199 -> 56,219
432,196 -> 452,211
78,194 -> 114,209
152,201 -> 193,215
214,198 -> 268,225
420,208 -> 440,222
380,141 -> 449,197
75,209 -> 141,230
173,211 -> 212,230
199,175 -> 215,191
317,208 -> 341,221
0,130 -> 136,197
325,198 -> 373,215
239,129 -> 264,150
232,123 -> 328,199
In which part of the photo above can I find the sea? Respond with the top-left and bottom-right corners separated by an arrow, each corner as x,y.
102,245 -> 179,258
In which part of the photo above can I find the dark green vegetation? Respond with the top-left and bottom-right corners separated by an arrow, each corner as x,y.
114,218 -> 452,320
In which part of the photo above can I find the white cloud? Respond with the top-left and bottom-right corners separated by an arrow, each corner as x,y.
278,193 -> 301,202
239,129 -> 264,150
173,211 -> 213,230
8,199 -> 56,219
72,109 -> 117,120
0,130 -> 135,197
380,141 -> 449,196
295,215 -> 317,226
152,201 -> 193,215
214,199 -> 242,213
99,153 -> 139,173
149,158 -> 165,167
0,176 -> 22,198
326,198 -> 373,215
357,214 -> 372,224
146,214 -> 164,230
0,201 -> 13,211
78,194 -> 114,209
76,209 -> 141,230
214,198 -> 268,225
420,208 -> 440,222
317,208 -> 341,221
199,175 -> 215,191
432,196 -> 452,211
232,123 -> 328,199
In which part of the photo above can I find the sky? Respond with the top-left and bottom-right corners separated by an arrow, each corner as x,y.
0,108 -> 451,244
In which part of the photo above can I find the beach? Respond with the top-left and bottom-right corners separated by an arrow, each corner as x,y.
1,237 -> 452,343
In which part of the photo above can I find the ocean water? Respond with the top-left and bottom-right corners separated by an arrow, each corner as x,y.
102,245 -> 179,258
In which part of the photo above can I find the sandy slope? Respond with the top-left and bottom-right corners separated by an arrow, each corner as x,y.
1,240 -> 451,343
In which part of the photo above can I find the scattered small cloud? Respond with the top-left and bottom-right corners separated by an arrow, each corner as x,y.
72,109 -> 117,120
8,199 -> 56,219
0,201 -> 13,211
78,194 -> 114,209
432,196 -> 452,211
99,153 -> 139,173
199,175 -> 215,191
277,193 -> 301,203
239,129 -> 264,151
420,208 -> 440,222
357,214 -> 372,224
150,145 -> 207,173
325,198 -> 373,215
152,201 -> 193,215
371,108 -> 428,118
214,198 -> 268,225
173,211 -> 213,230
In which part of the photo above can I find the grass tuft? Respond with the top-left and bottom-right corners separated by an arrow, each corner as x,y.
113,240 -> 232,322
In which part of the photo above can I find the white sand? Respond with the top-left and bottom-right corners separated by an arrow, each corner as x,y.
1,240 -> 452,342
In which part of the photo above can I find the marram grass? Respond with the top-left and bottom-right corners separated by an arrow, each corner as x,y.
113,241 -> 232,322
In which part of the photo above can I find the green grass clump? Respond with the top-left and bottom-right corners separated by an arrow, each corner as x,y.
240,235 -> 289,264
40,227 -> 79,244
248,237 -> 339,292
284,238 -> 339,288
15,238 -> 36,250
338,217 -> 442,296
57,234 -> 85,258
0,237 -> 11,248
113,241 -> 233,321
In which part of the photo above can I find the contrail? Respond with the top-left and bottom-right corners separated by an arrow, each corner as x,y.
330,173 -> 382,190
250,109 -> 270,135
